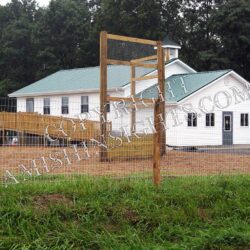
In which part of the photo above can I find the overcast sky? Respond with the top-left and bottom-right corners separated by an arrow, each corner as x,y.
0,0 -> 50,7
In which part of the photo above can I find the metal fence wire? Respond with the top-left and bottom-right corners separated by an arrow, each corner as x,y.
1,99 -> 250,186
1,32 -> 250,186
1,99 -> 156,185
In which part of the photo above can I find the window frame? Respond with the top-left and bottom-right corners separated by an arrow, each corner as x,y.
43,97 -> 50,115
241,113 -> 249,127
224,115 -> 232,131
26,98 -> 34,113
187,113 -> 197,127
169,48 -> 176,58
81,96 -> 89,113
61,97 -> 69,114
206,113 -> 215,127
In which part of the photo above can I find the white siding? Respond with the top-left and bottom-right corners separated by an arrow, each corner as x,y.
166,74 -> 250,146
16,91 -> 130,132
16,67 -> 250,147
17,93 -> 99,119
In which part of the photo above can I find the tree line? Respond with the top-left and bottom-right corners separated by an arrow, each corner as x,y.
0,0 -> 249,97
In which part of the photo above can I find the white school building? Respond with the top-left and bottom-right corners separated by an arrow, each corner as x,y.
9,37 -> 250,147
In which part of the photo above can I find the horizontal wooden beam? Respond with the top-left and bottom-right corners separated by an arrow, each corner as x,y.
126,103 -> 155,109
107,59 -> 157,68
130,62 -> 157,68
107,33 -> 158,46
107,96 -> 155,104
132,75 -> 158,82
131,55 -> 158,63
107,59 -> 131,66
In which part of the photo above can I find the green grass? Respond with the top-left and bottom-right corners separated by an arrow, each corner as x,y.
1,176 -> 250,249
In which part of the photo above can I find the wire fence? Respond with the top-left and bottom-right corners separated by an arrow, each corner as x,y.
1,96 -> 250,187
1,32 -> 250,186
0,99 -> 155,186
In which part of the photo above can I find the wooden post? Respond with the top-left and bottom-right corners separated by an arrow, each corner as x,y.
157,41 -> 166,155
131,65 -> 136,134
165,49 -> 170,63
19,131 -> 25,146
43,136 -> 46,147
2,130 -> 6,145
153,99 -> 161,185
100,31 -> 108,162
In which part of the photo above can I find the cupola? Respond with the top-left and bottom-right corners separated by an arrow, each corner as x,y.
162,35 -> 181,61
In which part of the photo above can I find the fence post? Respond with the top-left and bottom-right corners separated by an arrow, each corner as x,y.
19,131 -> 25,146
157,41 -> 166,156
100,31 -> 108,162
2,130 -> 6,145
131,65 -> 136,134
153,99 -> 161,185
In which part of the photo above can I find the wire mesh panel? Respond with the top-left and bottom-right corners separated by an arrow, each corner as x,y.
2,32 -> 249,187
100,32 -> 164,184
160,107 -> 250,177
1,85 -> 250,185
0,98 -> 158,186
0,32 -> 165,187
108,39 -> 155,62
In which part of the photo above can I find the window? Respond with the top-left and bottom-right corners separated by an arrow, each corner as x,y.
224,115 -> 232,131
106,95 -> 110,113
206,113 -> 215,127
26,98 -> 34,112
43,98 -> 50,115
187,113 -> 197,127
61,97 -> 69,114
81,96 -> 89,113
241,113 -> 249,127
169,48 -> 176,58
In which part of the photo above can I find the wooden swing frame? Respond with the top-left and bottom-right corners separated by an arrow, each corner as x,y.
100,31 -> 166,185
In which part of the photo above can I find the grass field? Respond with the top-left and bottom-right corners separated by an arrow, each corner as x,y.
1,176 -> 250,249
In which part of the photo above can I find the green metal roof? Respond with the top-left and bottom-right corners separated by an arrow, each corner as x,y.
162,35 -> 181,48
9,60 -> 229,101
137,70 -> 231,102
9,65 -> 153,96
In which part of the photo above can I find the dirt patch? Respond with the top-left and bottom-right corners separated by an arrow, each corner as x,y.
197,208 -> 211,222
123,209 -> 140,225
1,146 -> 250,181
33,194 -> 73,210
102,223 -> 121,232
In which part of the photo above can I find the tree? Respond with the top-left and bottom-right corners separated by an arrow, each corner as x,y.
212,0 -> 250,80
90,0 -> 166,61
161,0 -> 184,41
0,0 -> 40,96
92,0 -> 164,39
178,0 -> 228,70
0,0 -> 249,97
34,0 -> 93,79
